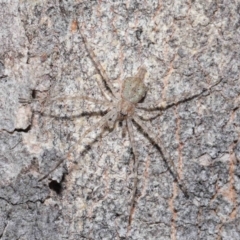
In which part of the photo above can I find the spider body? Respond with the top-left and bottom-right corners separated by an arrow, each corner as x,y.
106,66 -> 147,130
39,29 -> 186,225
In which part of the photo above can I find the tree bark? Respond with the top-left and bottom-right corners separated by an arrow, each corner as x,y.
0,0 -> 240,239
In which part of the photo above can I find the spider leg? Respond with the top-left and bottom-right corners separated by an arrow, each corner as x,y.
35,95 -> 109,123
40,95 -> 110,121
136,112 -> 162,121
94,74 -> 117,103
79,28 -> 119,101
136,80 -> 222,111
121,119 -> 127,138
136,91 -> 204,111
38,108 -> 117,181
132,114 -> 189,198
50,95 -> 110,106
39,110 -> 108,121
126,118 -> 139,225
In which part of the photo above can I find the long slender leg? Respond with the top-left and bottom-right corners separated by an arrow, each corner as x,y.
93,74 -> 116,103
34,95 -> 109,123
136,90 -> 205,110
121,119 -> 127,138
132,114 -> 189,198
39,110 -> 108,121
126,118 -> 139,225
136,112 -> 162,121
136,79 -> 222,111
79,27 -> 119,101
38,108 -> 117,181
50,95 -> 110,106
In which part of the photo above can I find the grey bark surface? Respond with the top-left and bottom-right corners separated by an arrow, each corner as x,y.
0,0 -> 240,239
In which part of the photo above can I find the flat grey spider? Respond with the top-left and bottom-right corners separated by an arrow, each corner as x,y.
39,26 -> 217,225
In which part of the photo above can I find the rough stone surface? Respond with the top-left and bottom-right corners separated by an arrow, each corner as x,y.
0,0 -> 240,239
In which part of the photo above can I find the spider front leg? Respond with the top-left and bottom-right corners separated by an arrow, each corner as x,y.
132,114 -> 189,198
136,79 -> 222,112
136,90 -> 205,111
38,108 -> 118,181
79,26 -> 119,102
49,95 -> 110,107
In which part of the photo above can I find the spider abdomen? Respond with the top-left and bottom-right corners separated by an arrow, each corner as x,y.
121,66 -> 147,104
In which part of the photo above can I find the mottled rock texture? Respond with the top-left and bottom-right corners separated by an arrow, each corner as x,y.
0,0 -> 240,239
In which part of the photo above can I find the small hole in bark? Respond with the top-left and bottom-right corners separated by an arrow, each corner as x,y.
32,90 -> 37,99
49,180 -> 62,194
136,27 -> 143,41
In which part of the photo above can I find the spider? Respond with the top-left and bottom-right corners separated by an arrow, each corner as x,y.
38,26 -> 218,225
